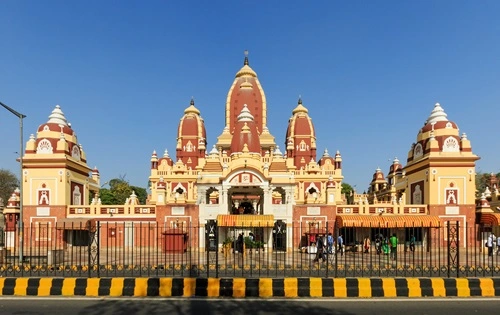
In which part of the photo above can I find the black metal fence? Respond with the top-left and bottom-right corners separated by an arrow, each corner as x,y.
0,221 -> 499,278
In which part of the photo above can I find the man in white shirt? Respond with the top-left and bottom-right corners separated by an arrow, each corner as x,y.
487,233 -> 495,256
497,235 -> 500,255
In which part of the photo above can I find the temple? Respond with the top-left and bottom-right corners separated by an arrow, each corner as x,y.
4,53 -> 499,253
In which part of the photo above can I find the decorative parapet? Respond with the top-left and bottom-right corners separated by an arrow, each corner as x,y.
68,205 -> 157,217
336,204 -> 428,215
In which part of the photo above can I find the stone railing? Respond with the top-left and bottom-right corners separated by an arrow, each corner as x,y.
67,205 -> 157,217
336,204 -> 428,215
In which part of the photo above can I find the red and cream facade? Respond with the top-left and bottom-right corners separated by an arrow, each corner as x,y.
5,54 -> 491,251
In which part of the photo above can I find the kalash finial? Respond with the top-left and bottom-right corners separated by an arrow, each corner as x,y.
190,96 -> 195,106
244,50 -> 249,65
298,94 -> 302,105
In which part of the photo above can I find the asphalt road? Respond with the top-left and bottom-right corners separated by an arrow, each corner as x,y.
0,297 -> 497,315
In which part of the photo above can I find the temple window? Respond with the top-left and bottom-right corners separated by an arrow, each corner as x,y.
299,140 -> 307,151
413,143 -> 423,159
37,139 -> 53,154
442,137 -> 459,152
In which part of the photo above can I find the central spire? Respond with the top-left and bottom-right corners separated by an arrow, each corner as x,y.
244,50 -> 249,65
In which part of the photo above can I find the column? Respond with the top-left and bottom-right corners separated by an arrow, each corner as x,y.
221,186 -> 229,213
263,184 -> 273,215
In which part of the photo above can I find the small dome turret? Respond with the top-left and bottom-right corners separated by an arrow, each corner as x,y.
285,97 -> 317,169
176,99 -> 207,167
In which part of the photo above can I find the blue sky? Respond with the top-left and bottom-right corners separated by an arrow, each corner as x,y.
1,1 -> 499,192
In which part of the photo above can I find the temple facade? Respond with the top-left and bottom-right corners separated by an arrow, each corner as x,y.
4,53 -> 497,252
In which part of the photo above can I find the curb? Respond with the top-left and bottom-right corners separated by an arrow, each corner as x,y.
0,277 -> 499,297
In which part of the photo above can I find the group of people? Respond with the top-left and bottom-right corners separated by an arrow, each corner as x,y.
374,234 -> 403,260
312,233 -> 345,263
310,233 -> 420,263
486,232 -> 500,256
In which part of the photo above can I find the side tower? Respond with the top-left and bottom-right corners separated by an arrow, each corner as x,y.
285,98 -> 343,205
285,98 -> 317,170
149,99 -> 207,205
176,99 -> 207,171
21,105 -> 99,230
403,103 -> 479,226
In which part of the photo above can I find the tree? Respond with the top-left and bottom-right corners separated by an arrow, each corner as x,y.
112,181 -> 133,205
99,188 -> 118,205
341,182 -> 355,204
99,176 -> 148,205
476,171 -> 500,197
131,185 -> 148,204
0,169 -> 19,207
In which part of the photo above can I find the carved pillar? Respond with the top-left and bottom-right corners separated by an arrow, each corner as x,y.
196,186 -> 206,205
221,186 -> 229,213
263,184 -> 273,215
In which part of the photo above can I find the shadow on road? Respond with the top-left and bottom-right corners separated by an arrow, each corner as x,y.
77,298 -> 356,315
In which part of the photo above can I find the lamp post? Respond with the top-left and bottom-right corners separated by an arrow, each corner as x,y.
0,101 -> 26,263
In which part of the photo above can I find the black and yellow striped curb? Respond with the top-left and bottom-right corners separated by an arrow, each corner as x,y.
1,277 -> 499,297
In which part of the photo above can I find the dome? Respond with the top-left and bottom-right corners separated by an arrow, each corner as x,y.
286,98 -> 316,140
410,103 -> 465,156
388,157 -> 403,175
184,98 -> 201,115
318,148 -> 335,167
37,105 -> 74,135
235,51 -> 257,78
178,99 -> 206,140
32,105 -> 82,158
47,105 -> 68,126
158,149 -> 173,166
292,98 -> 309,115
421,103 -> 459,133
371,167 -> 385,182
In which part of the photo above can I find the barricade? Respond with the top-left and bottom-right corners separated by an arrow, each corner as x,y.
0,277 -> 499,297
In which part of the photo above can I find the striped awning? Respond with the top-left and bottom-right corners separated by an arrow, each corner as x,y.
216,214 -> 274,227
479,213 -> 500,226
336,215 -> 385,228
336,215 -> 441,228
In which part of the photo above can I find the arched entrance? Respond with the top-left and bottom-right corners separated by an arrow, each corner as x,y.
224,169 -> 268,215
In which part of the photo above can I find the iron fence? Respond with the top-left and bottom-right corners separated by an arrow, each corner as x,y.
0,221 -> 499,278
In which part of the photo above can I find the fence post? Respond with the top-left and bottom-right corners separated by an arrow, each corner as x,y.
88,220 -> 100,278
446,220 -> 459,278
325,221 -> 329,278
215,221 -> 219,278
334,222 -> 338,278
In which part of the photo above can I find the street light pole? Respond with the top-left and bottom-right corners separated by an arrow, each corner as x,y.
0,101 -> 26,263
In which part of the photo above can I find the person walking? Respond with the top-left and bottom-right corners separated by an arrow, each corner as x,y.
375,236 -> 382,255
389,233 -> 398,261
363,236 -> 371,253
337,234 -> 344,256
409,234 -> 416,252
327,233 -> 334,254
487,233 -> 495,256
497,235 -> 500,255
313,234 -> 326,263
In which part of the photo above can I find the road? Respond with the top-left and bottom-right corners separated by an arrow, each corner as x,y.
0,297 -> 496,315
